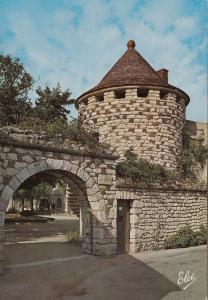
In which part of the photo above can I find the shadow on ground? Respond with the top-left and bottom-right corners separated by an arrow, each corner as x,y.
4,218 -> 79,244
1,251 -> 181,300
5,241 -> 83,265
1,217 -> 182,300
60,254 -> 181,300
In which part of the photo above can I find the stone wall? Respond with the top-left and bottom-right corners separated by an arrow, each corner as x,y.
184,120 -> 208,142
78,88 -> 186,169
116,186 -> 207,252
0,124 -> 206,274
0,126 -> 112,156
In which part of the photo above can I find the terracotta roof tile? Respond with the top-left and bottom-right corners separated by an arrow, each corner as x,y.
94,48 -> 166,89
77,41 -> 190,105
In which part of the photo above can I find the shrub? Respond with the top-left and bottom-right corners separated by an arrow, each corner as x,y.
117,140 -> 208,184
20,210 -> 34,217
196,225 -> 207,245
65,231 -> 81,243
116,147 -> 175,183
16,118 -> 108,151
178,134 -> 208,179
164,225 -> 207,249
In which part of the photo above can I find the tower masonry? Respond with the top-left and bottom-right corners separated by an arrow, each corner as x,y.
76,40 -> 190,170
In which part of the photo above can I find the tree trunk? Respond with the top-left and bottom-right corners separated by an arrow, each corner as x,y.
21,198 -> 25,211
30,198 -> 34,213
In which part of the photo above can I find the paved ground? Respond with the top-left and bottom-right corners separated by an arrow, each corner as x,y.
1,216 -> 207,300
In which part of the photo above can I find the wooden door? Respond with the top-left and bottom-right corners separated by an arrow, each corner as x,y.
117,200 -> 130,253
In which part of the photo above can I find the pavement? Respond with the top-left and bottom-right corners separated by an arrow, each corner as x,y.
0,216 -> 207,300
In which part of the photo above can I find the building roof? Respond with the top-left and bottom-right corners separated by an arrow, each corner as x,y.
76,40 -> 190,104
93,42 -> 165,89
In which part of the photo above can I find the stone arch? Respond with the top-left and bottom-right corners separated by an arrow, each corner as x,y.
0,159 -> 98,212
0,153 -> 118,276
0,159 -> 102,256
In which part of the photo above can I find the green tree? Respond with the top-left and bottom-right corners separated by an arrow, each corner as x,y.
13,183 -> 53,213
13,188 -> 31,211
0,54 -> 33,125
12,172 -> 57,212
35,84 -> 72,123
32,182 -> 53,203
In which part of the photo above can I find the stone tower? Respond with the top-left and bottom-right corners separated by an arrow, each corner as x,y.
76,40 -> 190,169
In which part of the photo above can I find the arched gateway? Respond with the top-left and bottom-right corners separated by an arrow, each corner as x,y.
0,138 -> 118,273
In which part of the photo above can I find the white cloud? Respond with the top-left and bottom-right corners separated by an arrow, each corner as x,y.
1,0 -> 206,121
174,16 -> 198,39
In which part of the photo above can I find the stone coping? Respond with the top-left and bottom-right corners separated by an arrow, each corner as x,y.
0,137 -> 119,160
76,84 -> 190,107
116,182 -> 207,193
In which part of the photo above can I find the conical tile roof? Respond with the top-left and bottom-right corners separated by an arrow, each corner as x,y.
94,47 -> 165,89
77,40 -> 189,104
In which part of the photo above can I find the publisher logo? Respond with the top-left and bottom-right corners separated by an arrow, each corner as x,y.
177,270 -> 196,290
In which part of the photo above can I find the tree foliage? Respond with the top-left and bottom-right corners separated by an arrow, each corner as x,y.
35,84 -> 72,123
12,173 -> 59,212
32,182 -> 53,200
13,188 -> 31,211
0,54 -> 104,151
0,55 -> 33,125
0,54 -> 73,126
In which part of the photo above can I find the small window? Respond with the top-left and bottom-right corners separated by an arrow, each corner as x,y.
160,90 -> 168,99
115,89 -> 125,99
137,88 -> 149,98
96,94 -> 104,102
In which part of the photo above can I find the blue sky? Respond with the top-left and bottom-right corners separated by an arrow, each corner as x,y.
0,0 -> 207,121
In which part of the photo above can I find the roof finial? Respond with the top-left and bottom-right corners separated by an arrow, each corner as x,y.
127,40 -> 136,50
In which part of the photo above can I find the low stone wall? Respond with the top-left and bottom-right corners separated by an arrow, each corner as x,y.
116,186 -> 207,252
0,126 -> 112,156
